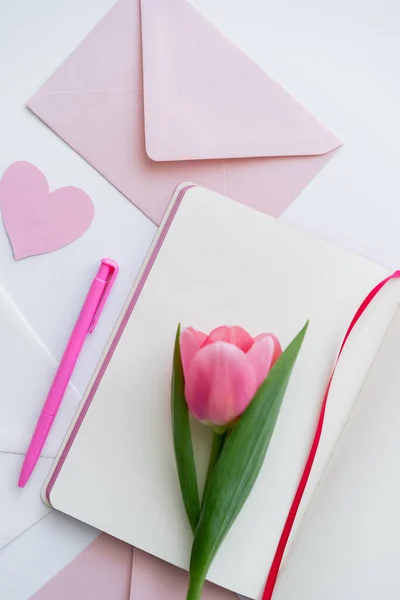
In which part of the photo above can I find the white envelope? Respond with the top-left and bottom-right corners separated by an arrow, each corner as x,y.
0,288 -> 81,549
0,512 -> 98,600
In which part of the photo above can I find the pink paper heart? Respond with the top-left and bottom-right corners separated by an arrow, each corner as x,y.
0,161 -> 94,259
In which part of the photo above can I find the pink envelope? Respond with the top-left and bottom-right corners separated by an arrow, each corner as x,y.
30,534 -> 133,600
28,0 -> 341,225
30,533 -> 236,600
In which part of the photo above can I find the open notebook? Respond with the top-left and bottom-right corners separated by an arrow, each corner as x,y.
44,185 -> 400,600
272,306 -> 400,599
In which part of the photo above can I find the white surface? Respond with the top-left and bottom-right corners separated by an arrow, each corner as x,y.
1,0 -> 400,595
0,512 -> 98,600
0,453 -> 52,550
49,187 -> 399,599
273,307 -> 400,599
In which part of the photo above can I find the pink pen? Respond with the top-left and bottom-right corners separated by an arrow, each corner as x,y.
18,258 -> 119,488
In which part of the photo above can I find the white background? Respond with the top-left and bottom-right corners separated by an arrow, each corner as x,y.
0,0 -> 399,597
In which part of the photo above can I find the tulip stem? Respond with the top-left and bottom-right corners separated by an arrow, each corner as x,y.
203,432 -> 226,503
186,572 -> 204,600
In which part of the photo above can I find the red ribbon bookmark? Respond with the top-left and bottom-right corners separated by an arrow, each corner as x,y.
263,270 -> 400,600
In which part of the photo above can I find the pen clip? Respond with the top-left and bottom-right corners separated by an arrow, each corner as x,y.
89,258 -> 119,334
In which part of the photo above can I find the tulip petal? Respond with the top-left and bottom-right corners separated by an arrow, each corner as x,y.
185,342 -> 257,426
246,334 -> 282,388
192,328 -> 208,347
180,327 -> 207,378
203,325 -> 254,352
254,334 -> 282,366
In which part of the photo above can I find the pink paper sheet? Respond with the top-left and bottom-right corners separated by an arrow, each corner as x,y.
30,534 -> 132,600
28,0 -> 341,225
30,533 -> 237,600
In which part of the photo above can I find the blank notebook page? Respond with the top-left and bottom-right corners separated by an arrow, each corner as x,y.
273,306 -> 400,600
47,186 -> 400,599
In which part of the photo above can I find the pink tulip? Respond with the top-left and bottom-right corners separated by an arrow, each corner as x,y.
180,325 -> 282,428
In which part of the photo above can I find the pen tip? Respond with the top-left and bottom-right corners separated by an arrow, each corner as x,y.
18,474 -> 27,488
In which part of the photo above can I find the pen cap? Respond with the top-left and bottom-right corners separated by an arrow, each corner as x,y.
89,258 -> 119,333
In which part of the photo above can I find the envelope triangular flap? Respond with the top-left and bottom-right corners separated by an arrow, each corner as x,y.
140,0 -> 340,161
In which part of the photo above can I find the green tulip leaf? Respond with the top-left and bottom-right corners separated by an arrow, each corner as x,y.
186,322 -> 309,599
171,324 -> 201,534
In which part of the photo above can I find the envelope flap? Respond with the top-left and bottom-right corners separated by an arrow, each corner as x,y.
0,287 -> 80,456
140,0 -> 341,162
